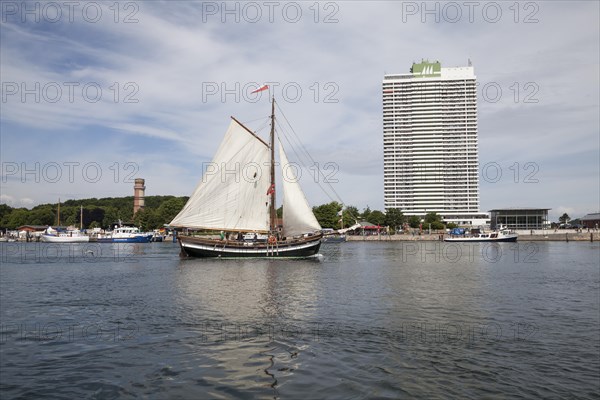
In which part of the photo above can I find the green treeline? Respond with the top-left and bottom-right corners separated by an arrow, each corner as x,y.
0,196 -> 188,230
0,197 -> 454,232
312,202 -> 454,231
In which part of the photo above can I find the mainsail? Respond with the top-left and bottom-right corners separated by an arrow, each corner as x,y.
278,140 -> 322,237
170,119 -> 271,232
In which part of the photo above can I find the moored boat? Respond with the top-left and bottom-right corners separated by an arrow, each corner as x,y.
170,98 -> 322,258
96,226 -> 153,243
41,227 -> 90,243
322,229 -> 347,243
444,228 -> 518,242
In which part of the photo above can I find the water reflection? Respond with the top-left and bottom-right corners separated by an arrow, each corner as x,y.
174,257 -> 321,323
2,241 -> 597,399
172,256 -> 323,396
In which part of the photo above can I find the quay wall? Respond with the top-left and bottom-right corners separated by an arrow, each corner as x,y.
347,232 -> 598,242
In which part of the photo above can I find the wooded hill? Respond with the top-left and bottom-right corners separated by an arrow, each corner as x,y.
1,197 -> 445,232
0,196 -> 188,230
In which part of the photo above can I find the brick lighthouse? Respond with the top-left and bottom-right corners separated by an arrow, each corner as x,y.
133,178 -> 145,215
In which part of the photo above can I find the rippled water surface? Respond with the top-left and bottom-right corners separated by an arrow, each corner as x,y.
1,241 -> 599,399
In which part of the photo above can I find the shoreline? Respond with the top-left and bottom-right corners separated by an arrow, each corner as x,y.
346,232 -> 598,242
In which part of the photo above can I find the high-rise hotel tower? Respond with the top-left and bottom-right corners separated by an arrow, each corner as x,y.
383,60 -> 483,224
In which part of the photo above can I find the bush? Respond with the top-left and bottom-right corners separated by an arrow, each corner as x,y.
430,221 -> 445,230
408,216 -> 421,228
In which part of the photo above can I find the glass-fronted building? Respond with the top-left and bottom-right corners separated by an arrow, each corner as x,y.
489,208 -> 550,230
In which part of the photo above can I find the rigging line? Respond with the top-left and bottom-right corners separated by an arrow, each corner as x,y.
239,116 -> 271,139
275,121 -> 339,206
278,126 -> 360,225
276,120 -> 358,225
274,103 -> 346,205
274,115 -> 317,170
274,103 -> 344,201
275,121 -> 315,176
276,125 -> 338,205
240,115 -> 270,125
273,112 -> 310,166
254,117 -> 272,135
275,115 -> 360,224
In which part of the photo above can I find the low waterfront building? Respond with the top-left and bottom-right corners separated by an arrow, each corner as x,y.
489,208 -> 551,230
442,213 -> 490,227
16,225 -> 48,233
347,221 -> 389,236
581,213 -> 600,229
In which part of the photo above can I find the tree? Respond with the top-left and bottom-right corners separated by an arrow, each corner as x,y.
559,213 -> 570,224
312,202 -> 342,229
157,197 -> 187,224
134,208 -> 164,230
0,195 -> 191,230
5,209 -> 29,229
342,205 -> 360,226
430,221 -> 445,230
422,212 -> 445,230
87,207 -> 106,228
0,204 -> 14,223
385,208 -> 405,230
361,206 -> 372,221
424,212 -> 442,224
408,215 -> 421,229
27,207 -> 55,226
368,210 -> 386,226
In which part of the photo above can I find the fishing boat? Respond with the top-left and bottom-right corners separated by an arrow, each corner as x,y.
41,227 -> 90,243
170,98 -> 322,258
444,227 -> 518,242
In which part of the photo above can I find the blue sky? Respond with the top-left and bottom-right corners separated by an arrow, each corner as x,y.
1,1 -> 598,221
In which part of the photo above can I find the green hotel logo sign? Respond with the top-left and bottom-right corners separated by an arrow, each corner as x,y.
411,61 -> 441,77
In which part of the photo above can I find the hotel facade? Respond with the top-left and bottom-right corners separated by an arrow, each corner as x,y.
383,60 -> 486,225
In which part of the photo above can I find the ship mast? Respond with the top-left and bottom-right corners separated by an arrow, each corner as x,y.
269,97 -> 276,232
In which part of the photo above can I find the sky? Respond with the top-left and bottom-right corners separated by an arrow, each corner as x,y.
1,0 -> 599,221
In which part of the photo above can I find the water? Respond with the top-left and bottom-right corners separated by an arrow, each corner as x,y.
1,241 -> 598,399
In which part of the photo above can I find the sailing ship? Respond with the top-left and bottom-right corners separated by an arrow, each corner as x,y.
170,98 -> 322,258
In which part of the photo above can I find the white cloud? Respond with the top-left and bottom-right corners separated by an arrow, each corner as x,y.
0,194 -> 16,206
1,1 -> 598,215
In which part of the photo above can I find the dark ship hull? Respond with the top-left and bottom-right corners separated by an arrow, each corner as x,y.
178,234 -> 322,258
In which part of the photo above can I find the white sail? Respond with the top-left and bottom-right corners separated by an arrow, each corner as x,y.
279,140 -> 322,237
170,119 -> 271,232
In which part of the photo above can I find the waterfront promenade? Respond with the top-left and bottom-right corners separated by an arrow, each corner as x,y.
348,229 -> 598,242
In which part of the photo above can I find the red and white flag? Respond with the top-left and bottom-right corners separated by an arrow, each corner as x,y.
266,183 -> 275,195
251,84 -> 269,94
